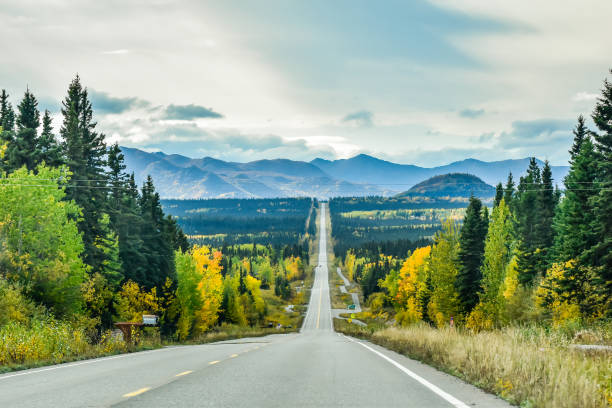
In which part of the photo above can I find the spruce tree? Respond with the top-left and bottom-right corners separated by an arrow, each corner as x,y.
515,159 -> 541,285
0,90 -> 15,139
494,182 -> 503,207
504,172 -> 515,208
60,75 -> 111,275
117,173 -> 148,285
16,88 -> 40,131
570,115 -> 588,163
140,176 -> 175,288
455,196 -> 488,313
106,143 -> 126,229
588,70 -> 612,296
536,161 -> 556,269
553,136 -> 598,263
38,110 -> 63,167
7,89 -> 40,170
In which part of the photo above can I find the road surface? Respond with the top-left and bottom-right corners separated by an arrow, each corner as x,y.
0,203 -> 511,407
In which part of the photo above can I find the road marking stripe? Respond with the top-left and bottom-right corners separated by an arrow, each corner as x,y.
341,335 -> 470,408
209,360 -> 220,365
123,387 -> 151,398
175,370 -> 193,377
230,354 -> 238,358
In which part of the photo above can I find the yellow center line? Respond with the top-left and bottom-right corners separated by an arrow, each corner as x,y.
123,387 -> 151,398
230,354 -> 238,358
209,360 -> 220,365
175,370 -> 193,377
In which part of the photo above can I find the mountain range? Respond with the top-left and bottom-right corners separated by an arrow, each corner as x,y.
120,147 -> 569,199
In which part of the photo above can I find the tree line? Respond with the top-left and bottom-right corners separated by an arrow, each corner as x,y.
0,76 -> 188,331
345,71 -> 612,327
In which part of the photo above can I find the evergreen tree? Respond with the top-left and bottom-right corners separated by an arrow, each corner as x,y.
536,161 -> 556,268
494,182 -> 503,207
570,115 -> 588,162
165,215 -> 190,252
553,134 -> 598,263
503,172 -> 515,208
60,75 -> 110,275
117,173 -> 148,285
7,89 -> 40,170
139,176 -> 175,288
16,88 -> 40,131
588,70 -> 612,296
106,143 -> 126,229
38,110 -> 63,167
455,196 -> 488,313
0,89 -> 15,138
515,159 -> 541,286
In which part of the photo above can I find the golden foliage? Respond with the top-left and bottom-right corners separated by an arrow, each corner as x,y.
395,246 -> 431,325
114,280 -> 160,322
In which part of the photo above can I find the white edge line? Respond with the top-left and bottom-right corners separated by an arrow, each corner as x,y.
341,334 -> 470,408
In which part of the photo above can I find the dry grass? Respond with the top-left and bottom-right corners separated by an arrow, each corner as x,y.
335,320 -> 611,408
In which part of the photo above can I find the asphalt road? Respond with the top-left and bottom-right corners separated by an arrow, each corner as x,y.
0,203 -> 512,407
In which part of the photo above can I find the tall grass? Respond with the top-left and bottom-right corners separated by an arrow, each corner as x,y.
335,320 -> 611,408
0,319 -> 131,372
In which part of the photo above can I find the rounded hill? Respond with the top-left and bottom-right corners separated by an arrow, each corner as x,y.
396,173 -> 495,199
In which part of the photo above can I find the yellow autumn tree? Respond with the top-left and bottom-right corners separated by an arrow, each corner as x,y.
427,219 -> 461,327
285,256 -> 304,281
344,250 -> 358,281
114,280 -> 160,322
175,245 -> 223,339
536,260 -> 584,326
395,246 -> 431,325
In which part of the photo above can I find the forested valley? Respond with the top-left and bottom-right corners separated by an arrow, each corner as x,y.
0,77 -> 314,369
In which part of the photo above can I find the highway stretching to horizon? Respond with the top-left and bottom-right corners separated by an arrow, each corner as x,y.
0,203 -> 511,407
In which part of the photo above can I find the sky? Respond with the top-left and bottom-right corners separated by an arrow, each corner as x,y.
1,0 -> 611,166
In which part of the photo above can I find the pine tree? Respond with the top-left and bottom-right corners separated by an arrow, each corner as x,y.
553,132 -> 598,263
38,110 -> 63,167
588,70 -> 612,297
0,89 -> 15,139
60,75 -> 110,275
117,173 -> 148,285
536,161 -> 555,269
16,88 -> 40,131
515,159 -> 541,286
494,182 -> 503,207
7,89 -> 40,170
455,196 -> 488,313
504,172 -> 515,208
570,115 -> 588,163
140,176 -> 175,288
106,143 -> 126,229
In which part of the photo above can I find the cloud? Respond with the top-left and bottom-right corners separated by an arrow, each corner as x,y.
89,89 -> 149,114
342,110 -> 373,127
499,119 -> 573,149
164,104 -> 223,120
101,49 -> 129,55
572,91 -> 599,102
459,108 -> 485,118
